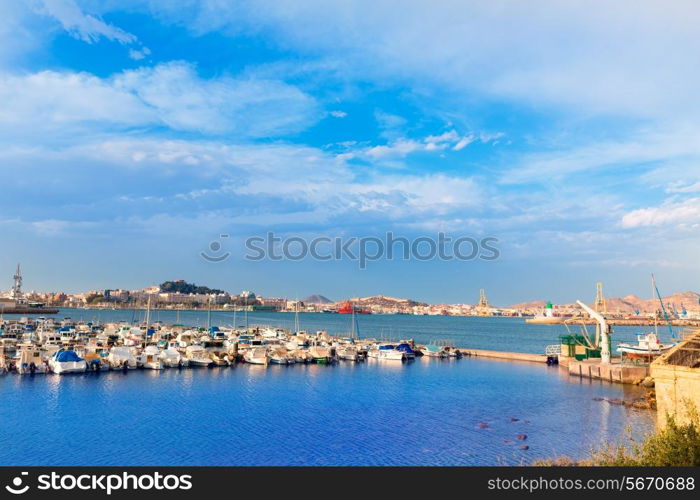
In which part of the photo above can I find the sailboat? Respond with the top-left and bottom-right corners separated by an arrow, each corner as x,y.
338,307 -> 361,361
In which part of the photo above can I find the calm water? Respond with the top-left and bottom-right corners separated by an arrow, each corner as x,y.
0,358 -> 653,466
41,308 -> 677,353
0,311 -> 658,466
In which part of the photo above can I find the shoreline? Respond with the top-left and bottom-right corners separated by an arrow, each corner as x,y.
5,306 -> 698,327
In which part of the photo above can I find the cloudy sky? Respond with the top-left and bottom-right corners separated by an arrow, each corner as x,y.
1,0 -> 699,304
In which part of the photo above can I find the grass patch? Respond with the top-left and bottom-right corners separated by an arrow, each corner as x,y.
535,408 -> 700,466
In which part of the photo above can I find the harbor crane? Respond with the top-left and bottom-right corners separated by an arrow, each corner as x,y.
594,281 -> 606,313
576,299 -> 611,364
11,263 -> 23,301
476,289 -> 490,315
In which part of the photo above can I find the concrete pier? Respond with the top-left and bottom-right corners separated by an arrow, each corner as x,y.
567,358 -> 649,384
459,348 -> 548,364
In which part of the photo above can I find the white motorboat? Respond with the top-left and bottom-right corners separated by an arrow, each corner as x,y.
269,347 -> 290,364
289,348 -> 312,363
159,346 -> 188,368
49,350 -> 86,374
185,345 -> 212,367
337,345 -> 360,362
140,345 -> 164,370
308,345 -> 333,364
108,346 -> 139,370
244,346 -> 269,365
16,345 -> 48,374
420,344 -> 448,358
368,344 -> 405,361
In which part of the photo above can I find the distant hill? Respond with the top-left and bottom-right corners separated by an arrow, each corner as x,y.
509,292 -> 700,314
508,300 -> 549,310
160,280 -> 224,295
302,294 -> 333,304
337,295 -> 428,308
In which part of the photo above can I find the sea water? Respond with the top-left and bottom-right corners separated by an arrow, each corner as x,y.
0,357 -> 653,466
0,311 -> 657,465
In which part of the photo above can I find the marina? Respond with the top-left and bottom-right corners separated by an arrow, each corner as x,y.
0,269 -> 693,466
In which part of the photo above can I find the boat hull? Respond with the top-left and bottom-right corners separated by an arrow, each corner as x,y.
51,361 -> 87,374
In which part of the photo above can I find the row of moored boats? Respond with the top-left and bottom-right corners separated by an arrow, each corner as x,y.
0,317 -> 463,375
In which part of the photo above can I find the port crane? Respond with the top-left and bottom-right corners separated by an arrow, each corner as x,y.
594,281 -> 606,313
11,263 -> 23,301
574,299 -> 611,364
476,289 -> 490,315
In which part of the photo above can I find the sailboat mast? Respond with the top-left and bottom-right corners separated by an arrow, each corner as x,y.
207,296 -> 212,330
652,274 -> 675,340
652,275 -> 658,336
244,296 -> 248,331
294,299 -> 300,333
145,294 -> 151,347
145,294 -> 151,328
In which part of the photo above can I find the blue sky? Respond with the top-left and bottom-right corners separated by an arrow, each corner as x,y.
1,0 -> 699,305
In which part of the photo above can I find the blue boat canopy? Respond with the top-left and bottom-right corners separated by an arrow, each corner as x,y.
54,350 -> 84,362
396,343 -> 415,354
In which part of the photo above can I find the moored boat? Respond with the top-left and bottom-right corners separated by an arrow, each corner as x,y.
617,332 -> 675,359
185,345 -> 213,367
244,346 -> 269,365
49,350 -> 86,374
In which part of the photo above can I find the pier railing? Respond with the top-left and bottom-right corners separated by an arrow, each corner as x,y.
545,344 -> 561,356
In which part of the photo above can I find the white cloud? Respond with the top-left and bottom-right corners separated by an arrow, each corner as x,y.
0,62 -> 320,140
350,129 -> 495,160
621,197 -> 700,229
137,0 -> 700,120
501,127 -> 700,184
128,47 -> 151,60
0,70 -> 153,135
35,0 -> 137,44
453,135 -> 475,151
666,181 -> 700,194
0,136 -> 485,225
329,110 -> 347,118
114,62 -> 321,136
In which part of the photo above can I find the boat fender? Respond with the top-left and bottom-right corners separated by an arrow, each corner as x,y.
122,360 -> 129,372
178,359 -> 183,369
29,362 -> 36,374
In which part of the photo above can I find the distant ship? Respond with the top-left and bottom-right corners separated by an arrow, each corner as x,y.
0,264 -> 58,315
337,301 -> 371,314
